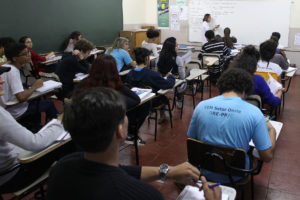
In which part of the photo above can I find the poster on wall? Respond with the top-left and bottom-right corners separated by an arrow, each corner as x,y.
170,6 -> 180,31
158,0 -> 169,28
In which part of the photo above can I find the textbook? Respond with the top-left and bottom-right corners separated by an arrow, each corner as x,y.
131,87 -> 152,100
36,80 -> 62,93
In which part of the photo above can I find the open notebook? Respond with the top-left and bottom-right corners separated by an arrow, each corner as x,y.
131,87 -> 152,100
39,119 -> 70,141
36,80 -> 62,93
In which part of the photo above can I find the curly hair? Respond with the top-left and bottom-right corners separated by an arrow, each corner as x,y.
146,29 -> 160,39
259,39 -> 277,62
230,45 -> 260,74
217,68 -> 254,96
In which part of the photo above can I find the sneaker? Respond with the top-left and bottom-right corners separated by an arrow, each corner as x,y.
137,137 -> 146,146
125,135 -> 146,146
176,101 -> 183,109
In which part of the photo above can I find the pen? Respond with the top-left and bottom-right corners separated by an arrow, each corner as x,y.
196,180 -> 221,189
267,115 -> 275,122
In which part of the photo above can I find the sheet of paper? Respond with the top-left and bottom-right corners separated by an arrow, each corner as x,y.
294,33 -> 300,46
131,87 -> 152,100
170,5 -> 180,31
179,6 -> 188,20
36,80 -> 62,93
177,185 -> 229,200
267,73 -> 282,95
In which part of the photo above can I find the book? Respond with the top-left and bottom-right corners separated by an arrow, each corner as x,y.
36,80 -> 62,93
131,87 -> 152,100
267,73 -> 282,95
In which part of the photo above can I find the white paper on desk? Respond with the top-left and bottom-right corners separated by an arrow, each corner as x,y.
181,51 -> 192,64
177,185 -> 229,200
90,49 -> 102,55
267,73 -> 282,95
131,87 -> 152,100
38,119 -> 70,141
36,80 -> 62,93
75,73 -> 89,80
284,66 -> 297,73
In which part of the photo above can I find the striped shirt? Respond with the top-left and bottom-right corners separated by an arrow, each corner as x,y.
200,40 -> 229,56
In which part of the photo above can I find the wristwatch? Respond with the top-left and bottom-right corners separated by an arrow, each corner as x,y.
159,164 -> 169,181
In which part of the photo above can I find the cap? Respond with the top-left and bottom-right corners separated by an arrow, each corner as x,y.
0,66 -> 11,75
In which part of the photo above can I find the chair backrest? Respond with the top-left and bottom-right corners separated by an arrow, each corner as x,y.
246,95 -> 262,109
187,138 -> 247,177
254,71 -> 279,82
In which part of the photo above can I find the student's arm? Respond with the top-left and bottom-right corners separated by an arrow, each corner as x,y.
15,79 -> 43,102
176,56 -> 185,79
45,52 -> 55,60
122,49 -> 136,67
30,49 -> 46,63
141,162 -> 200,184
121,85 -> 141,109
258,122 -> 276,162
151,72 -> 176,90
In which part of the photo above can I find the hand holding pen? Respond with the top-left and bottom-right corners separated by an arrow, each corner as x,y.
199,176 -> 222,200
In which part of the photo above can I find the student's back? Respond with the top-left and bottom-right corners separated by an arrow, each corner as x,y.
47,152 -> 164,200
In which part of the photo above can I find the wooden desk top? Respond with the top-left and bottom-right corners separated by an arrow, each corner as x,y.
157,79 -> 184,95
18,138 -> 72,164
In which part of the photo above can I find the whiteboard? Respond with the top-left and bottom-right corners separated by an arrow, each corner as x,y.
188,0 -> 291,46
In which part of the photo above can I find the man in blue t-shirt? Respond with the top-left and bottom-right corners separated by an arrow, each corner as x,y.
188,68 -> 276,183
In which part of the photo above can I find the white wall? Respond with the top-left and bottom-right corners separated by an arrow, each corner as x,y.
122,0 -> 147,25
290,0 -> 300,28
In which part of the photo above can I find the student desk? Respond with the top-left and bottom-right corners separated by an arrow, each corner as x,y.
203,56 -> 219,66
4,88 -> 59,108
41,56 -> 62,65
157,79 -> 185,95
73,69 -> 131,83
250,120 -> 283,159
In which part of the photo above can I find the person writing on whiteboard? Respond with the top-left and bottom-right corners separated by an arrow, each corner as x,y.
202,14 -> 220,44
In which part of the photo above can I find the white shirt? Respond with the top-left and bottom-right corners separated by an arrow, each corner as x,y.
257,60 -> 283,77
64,39 -> 75,52
142,40 -> 159,58
0,64 -> 28,118
202,21 -> 210,44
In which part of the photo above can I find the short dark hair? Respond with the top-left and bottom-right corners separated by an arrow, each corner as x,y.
63,87 -> 126,153
70,31 -> 82,40
74,38 -> 94,53
0,37 -> 16,49
230,45 -> 259,74
4,43 -> 27,61
217,68 -> 254,96
271,32 -> 281,40
19,36 -> 30,44
146,29 -> 160,39
205,30 -> 215,40
134,47 -> 151,65
260,39 -> 277,62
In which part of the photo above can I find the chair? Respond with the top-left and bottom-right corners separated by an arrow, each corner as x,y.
20,63 -> 40,88
246,95 -> 262,109
254,71 -> 279,82
187,138 -> 263,200
200,53 -> 223,84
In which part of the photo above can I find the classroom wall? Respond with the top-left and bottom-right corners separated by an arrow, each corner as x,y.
123,0 -> 300,73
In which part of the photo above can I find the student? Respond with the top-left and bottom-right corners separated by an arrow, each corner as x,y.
222,27 -> 237,49
62,31 -> 82,52
0,43 -> 58,125
74,54 -> 150,145
142,29 -> 160,58
269,36 -> 289,70
0,66 -> 66,193
202,13 -> 220,44
105,37 -> 136,72
46,87 -> 218,200
198,30 -> 230,83
0,37 -> 16,66
257,39 -> 282,77
19,36 -> 55,73
230,45 -> 282,108
157,37 -> 185,79
126,47 -> 175,123
55,38 -> 93,98
188,68 -> 276,183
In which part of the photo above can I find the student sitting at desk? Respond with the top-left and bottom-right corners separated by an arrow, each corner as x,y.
0,66 -> 64,194
105,37 -> 136,72
61,31 -> 82,52
0,37 -> 16,66
19,36 -> 55,73
55,38 -> 93,98
142,29 -> 160,66
230,45 -> 282,108
0,43 -> 58,128
187,68 -> 276,183
126,47 -> 175,123
222,27 -> 237,50
74,54 -> 150,145
46,87 -> 214,200
269,36 -> 289,70
257,39 -> 283,79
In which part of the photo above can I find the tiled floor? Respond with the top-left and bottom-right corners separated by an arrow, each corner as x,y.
119,76 -> 300,200
2,76 -> 299,200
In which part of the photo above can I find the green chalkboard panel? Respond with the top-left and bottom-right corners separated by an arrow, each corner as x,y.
0,0 -> 123,53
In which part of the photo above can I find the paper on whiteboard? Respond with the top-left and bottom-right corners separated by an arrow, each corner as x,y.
294,33 -> 300,46
179,6 -> 188,20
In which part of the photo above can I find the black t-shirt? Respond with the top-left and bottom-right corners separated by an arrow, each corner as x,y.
46,152 -> 164,200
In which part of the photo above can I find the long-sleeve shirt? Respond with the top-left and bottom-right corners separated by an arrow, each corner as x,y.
0,106 -> 63,186
253,74 -> 280,108
126,68 -> 175,93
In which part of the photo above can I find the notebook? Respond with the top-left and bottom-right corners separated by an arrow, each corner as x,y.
131,87 -> 152,100
36,80 -> 62,93
177,185 -> 230,200
38,119 -> 70,141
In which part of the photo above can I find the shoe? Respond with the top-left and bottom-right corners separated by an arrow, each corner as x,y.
137,137 -> 146,146
125,135 -> 146,146
176,101 -> 183,109
158,114 -> 168,124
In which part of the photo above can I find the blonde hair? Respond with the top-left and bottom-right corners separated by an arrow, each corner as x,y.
107,37 -> 129,54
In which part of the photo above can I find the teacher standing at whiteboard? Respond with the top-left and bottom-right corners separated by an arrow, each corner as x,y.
202,14 -> 220,44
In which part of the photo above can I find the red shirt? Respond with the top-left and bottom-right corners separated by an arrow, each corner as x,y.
29,48 -> 46,73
